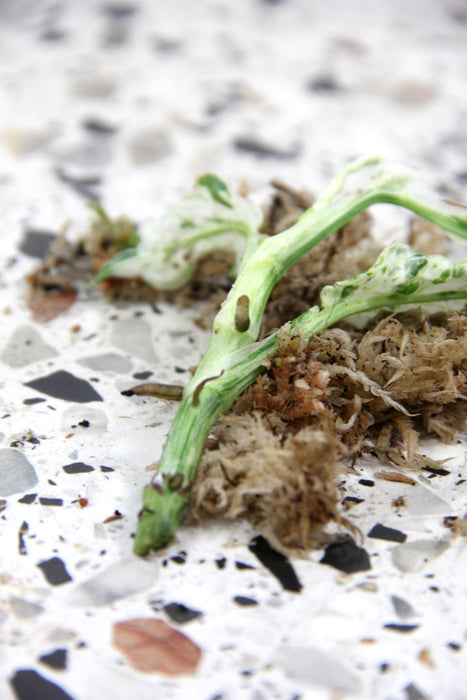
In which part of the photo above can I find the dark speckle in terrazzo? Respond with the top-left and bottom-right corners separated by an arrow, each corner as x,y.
320,537 -> 371,573
163,602 -> 203,624
39,27 -> 67,42
55,169 -> 102,201
384,623 -> 420,634
391,595 -> 417,620
368,523 -> 407,543
306,75 -> 342,93
342,496 -> 365,508
235,561 -> 255,570
24,370 -> 103,403
233,596 -> 258,607
19,230 -> 57,259
248,535 -> 302,592
82,117 -> 118,136
19,521 -> 28,555
404,682 -> 429,700
37,557 -> 72,586
38,648 -> 68,670
359,479 -> 375,487
132,370 -> 153,380
233,135 -> 300,160
62,462 -> 95,474
102,2 -> 139,19
18,493 -> 37,504
215,557 -> 227,569
421,465 -> 451,476
39,497 -> 63,506
9,669 -> 75,700
170,551 -> 187,565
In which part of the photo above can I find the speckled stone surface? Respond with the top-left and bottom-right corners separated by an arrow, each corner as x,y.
1,2 -> 467,699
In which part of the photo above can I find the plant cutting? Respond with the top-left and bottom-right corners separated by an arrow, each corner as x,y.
95,155 -> 467,556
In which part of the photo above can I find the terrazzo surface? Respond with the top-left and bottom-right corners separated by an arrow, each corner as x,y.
1,1 -> 467,699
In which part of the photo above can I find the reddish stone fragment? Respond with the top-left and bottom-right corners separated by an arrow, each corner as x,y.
28,288 -> 78,322
113,618 -> 202,675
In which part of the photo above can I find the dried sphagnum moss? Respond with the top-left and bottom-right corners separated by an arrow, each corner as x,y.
189,311 -> 467,551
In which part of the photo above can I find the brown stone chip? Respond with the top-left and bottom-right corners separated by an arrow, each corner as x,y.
113,618 -> 202,675
374,471 -> 417,485
28,287 -> 78,323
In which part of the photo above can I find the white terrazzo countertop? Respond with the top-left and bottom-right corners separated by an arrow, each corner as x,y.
1,1 -> 467,699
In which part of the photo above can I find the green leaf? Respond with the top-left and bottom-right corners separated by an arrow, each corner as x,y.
93,175 -> 263,290
196,173 -> 233,208
308,243 -> 467,331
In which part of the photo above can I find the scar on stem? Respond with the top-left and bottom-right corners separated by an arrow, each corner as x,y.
192,371 -> 225,407
235,294 -> 250,332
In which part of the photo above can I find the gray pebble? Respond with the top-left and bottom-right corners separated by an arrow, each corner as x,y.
0,449 -> 38,497
68,557 -> 159,606
1,326 -> 58,368
391,539 -> 450,573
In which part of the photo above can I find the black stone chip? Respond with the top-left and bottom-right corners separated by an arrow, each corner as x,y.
56,169 -> 102,200
359,479 -> 375,487
82,117 -> 117,135
421,466 -> 451,476
24,371 -> 103,403
320,537 -> 371,573
37,557 -> 72,585
63,462 -> 95,474
215,557 -> 227,569
40,27 -> 67,42
18,494 -> 37,504
23,398 -> 47,406
170,552 -> 187,564
341,496 -> 364,506
447,642 -> 461,651
404,682 -> 429,700
19,230 -> 57,259
9,669 -> 75,700
307,76 -> 342,93
100,465 -> 115,472
39,648 -> 68,670
233,136 -> 299,160
367,523 -> 407,543
235,561 -> 255,570
132,370 -> 153,380
233,596 -> 258,606
18,521 -> 28,555
248,535 -> 302,592
163,603 -> 202,624
103,2 -> 139,18
39,498 -> 63,506
384,623 -> 420,633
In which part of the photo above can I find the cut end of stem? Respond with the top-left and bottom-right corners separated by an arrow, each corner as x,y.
133,485 -> 190,556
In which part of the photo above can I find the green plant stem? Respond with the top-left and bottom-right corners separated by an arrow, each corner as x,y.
133,161 -> 467,556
